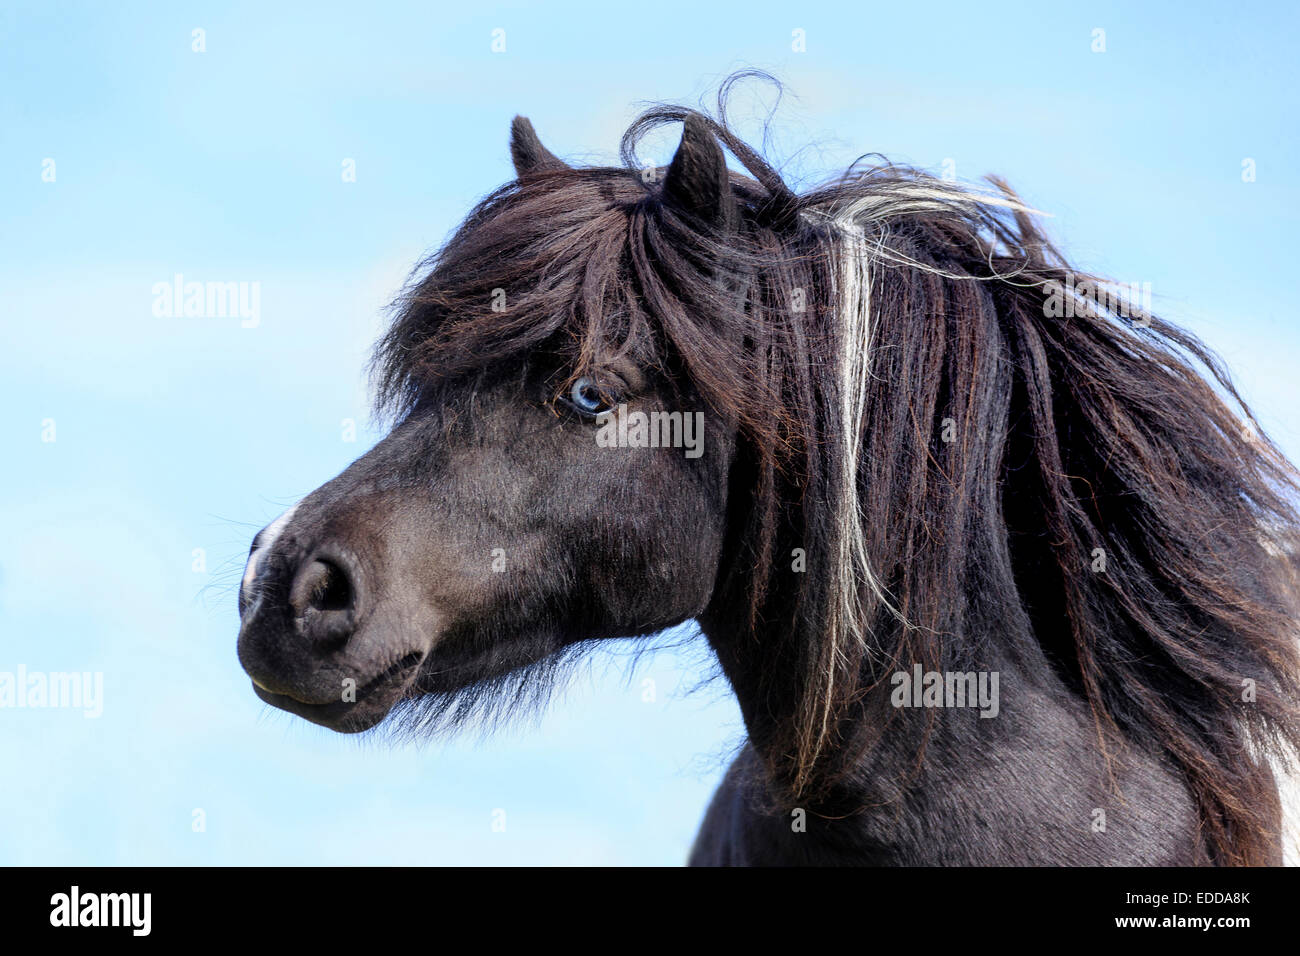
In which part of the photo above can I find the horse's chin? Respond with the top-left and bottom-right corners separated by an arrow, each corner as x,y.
247,648 -> 427,733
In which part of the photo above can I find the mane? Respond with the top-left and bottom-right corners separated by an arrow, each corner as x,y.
374,82 -> 1300,865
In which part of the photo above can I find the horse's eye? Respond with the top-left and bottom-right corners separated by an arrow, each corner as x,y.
563,376 -> 616,417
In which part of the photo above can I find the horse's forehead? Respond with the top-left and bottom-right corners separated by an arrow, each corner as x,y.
512,169 -> 647,216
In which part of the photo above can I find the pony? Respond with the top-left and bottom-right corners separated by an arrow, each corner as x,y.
236,78 -> 1300,865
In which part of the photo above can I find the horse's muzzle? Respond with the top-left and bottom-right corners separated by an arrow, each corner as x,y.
236,514 -> 425,732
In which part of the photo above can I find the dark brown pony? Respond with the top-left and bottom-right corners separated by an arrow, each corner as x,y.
237,78 -> 1300,865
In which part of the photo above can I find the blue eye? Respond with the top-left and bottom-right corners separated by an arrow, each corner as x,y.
565,376 -> 615,416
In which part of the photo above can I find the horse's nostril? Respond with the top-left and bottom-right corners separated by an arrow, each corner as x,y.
290,558 -> 357,645
314,561 -> 352,612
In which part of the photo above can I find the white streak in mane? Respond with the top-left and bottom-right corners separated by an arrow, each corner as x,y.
799,180 -> 1048,761
800,203 -> 902,759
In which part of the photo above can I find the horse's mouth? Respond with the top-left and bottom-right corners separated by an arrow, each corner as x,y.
249,651 -> 426,732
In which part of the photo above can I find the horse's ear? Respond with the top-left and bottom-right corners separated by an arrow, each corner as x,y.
662,114 -> 736,231
510,116 -> 567,177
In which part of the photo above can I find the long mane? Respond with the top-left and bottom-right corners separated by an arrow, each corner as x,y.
374,81 -> 1300,865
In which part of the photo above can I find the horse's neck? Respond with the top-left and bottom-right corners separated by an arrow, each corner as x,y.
695,608 -> 1211,865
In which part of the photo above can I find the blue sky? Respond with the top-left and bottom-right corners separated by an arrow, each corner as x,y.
2,0 -> 1298,864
